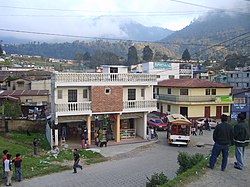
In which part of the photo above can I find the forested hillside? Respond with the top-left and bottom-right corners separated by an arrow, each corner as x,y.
161,12 -> 250,60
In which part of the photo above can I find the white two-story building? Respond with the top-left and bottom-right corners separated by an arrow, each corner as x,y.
48,65 -> 157,147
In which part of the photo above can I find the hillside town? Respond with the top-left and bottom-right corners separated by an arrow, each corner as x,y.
0,1 -> 250,186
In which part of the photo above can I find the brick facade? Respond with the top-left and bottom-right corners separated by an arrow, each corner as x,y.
91,86 -> 123,113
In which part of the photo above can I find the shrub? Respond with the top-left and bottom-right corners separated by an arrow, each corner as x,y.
177,152 -> 204,174
146,172 -> 169,187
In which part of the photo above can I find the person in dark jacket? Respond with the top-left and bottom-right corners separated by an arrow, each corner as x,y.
207,114 -> 233,171
233,113 -> 249,170
13,153 -> 22,181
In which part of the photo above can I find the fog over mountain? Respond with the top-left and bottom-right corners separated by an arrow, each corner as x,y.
1,17 -> 173,44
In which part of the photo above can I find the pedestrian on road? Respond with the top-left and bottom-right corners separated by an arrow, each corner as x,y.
73,149 -> 82,173
233,113 -> 249,170
2,149 -> 8,179
13,153 -> 22,182
198,124 -> 203,135
207,114 -> 233,171
4,154 -> 13,186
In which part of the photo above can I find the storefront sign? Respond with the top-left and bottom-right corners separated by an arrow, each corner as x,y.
232,104 -> 248,111
153,62 -> 172,69
215,96 -> 233,103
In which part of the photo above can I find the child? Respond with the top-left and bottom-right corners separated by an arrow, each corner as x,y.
4,154 -> 12,186
2,149 -> 8,179
13,153 -> 22,182
73,149 -> 82,173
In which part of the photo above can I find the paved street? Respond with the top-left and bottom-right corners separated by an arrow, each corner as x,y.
6,130 -> 213,187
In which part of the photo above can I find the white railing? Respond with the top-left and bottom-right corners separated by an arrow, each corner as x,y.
123,100 -> 157,110
56,102 -> 91,113
55,73 -> 157,83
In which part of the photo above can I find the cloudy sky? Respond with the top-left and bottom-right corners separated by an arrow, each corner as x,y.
0,0 -> 249,41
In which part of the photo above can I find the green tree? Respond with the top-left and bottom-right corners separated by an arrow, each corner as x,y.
1,101 -> 22,119
182,48 -> 191,61
162,54 -> 169,61
127,46 -> 138,66
154,51 -> 161,61
0,45 -> 3,56
142,45 -> 153,61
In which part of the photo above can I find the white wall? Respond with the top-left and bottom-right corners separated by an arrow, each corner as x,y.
135,113 -> 147,139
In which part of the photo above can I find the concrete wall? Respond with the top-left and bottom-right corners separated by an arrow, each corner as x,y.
1,119 -> 46,132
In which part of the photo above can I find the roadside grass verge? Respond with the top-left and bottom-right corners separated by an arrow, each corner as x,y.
0,131 -> 106,181
160,145 -> 235,187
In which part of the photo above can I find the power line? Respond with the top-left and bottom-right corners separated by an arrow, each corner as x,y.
191,31 -> 250,56
0,28 -> 227,47
0,4 -> 249,15
169,0 -> 249,15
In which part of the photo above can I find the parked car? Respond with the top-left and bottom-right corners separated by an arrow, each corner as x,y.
147,118 -> 167,130
195,118 -> 218,129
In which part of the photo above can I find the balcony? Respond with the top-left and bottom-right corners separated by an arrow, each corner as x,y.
55,100 -> 157,116
157,94 -> 216,103
123,100 -> 157,113
56,102 -> 91,116
54,73 -> 157,86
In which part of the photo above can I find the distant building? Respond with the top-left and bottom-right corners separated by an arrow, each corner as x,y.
155,79 -> 232,119
142,61 -> 193,81
226,66 -> 250,89
231,88 -> 250,121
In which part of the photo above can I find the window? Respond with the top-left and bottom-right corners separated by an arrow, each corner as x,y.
230,74 -> 233,78
157,103 -> 159,109
156,88 -> 160,95
236,74 -> 239,78
128,89 -> 136,100
169,75 -> 175,79
212,89 -> 216,95
223,106 -> 229,113
68,90 -> 77,102
234,97 -> 246,104
205,89 -> 210,95
83,89 -> 88,98
247,73 -> 249,77
180,89 -> 188,95
58,90 -> 62,99
167,88 -> 171,94
247,83 -> 249,87
141,88 -> 145,97
105,88 -> 111,95
26,99 -> 32,103
167,105 -> 171,112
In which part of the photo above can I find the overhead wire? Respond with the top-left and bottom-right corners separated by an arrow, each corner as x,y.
0,28 -> 228,47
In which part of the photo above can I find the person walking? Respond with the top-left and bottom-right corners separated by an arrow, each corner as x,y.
73,149 -> 82,173
4,154 -> 13,186
233,113 -> 250,170
2,149 -> 8,179
33,138 -> 38,155
13,153 -> 22,182
207,114 -> 233,171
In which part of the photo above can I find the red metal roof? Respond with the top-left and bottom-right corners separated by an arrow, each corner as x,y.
157,79 -> 232,88
0,90 -> 49,97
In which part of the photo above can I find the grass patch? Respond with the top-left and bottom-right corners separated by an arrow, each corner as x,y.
160,157 -> 209,187
0,131 -> 105,182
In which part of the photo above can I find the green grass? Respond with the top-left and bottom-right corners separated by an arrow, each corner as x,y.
0,131 -> 105,181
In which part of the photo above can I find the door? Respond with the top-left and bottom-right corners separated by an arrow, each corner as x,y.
160,105 -> 163,114
216,106 -> 222,119
180,107 -> 188,118
204,106 -> 210,118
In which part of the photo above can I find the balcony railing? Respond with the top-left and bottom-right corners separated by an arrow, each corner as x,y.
123,100 -> 157,111
56,102 -> 91,113
55,100 -> 156,115
55,73 -> 157,83
157,94 -> 216,102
